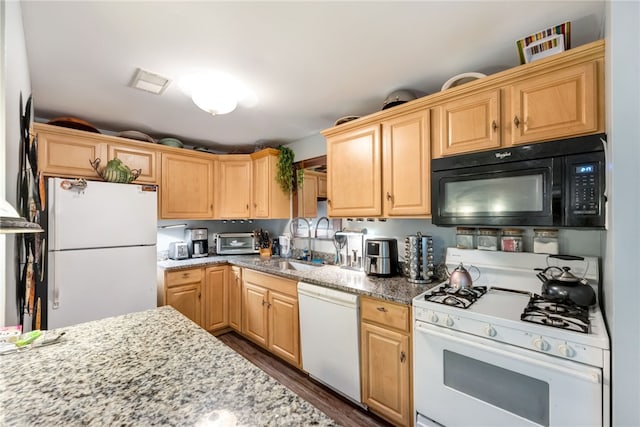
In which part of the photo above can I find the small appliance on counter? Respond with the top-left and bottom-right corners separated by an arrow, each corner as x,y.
168,241 -> 189,260
364,238 -> 398,277
185,228 -> 208,258
216,232 -> 259,255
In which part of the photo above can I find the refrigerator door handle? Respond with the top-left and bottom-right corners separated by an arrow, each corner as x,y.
49,253 -> 60,309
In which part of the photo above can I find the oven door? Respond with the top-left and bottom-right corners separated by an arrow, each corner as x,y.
431,157 -> 561,227
414,321 -> 603,427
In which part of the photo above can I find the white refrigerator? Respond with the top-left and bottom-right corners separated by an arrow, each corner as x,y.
47,177 -> 157,329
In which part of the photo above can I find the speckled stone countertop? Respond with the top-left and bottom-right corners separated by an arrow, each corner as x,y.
0,306 -> 337,426
158,255 -> 438,305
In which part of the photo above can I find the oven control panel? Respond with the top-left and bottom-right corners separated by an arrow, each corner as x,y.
414,307 -> 605,368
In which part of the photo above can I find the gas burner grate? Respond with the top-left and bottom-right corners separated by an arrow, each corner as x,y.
424,285 -> 487,309
521,294 -> 590,333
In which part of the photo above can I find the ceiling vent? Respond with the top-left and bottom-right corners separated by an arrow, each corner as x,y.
130,68 -> 171,95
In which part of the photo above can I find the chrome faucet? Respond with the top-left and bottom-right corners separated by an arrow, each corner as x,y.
290,217 -> 312,261
314,216 -> 330,239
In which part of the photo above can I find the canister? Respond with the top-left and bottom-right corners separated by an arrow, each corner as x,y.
477,228 -> 499,251
501,228 -> 524,252
456,227 -> 476,249
533,228 -> 559,254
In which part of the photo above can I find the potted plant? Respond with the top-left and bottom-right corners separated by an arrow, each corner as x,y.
275,145 -> 303,193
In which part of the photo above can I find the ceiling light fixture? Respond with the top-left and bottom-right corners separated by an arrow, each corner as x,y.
130,68 -> 171,95
179,72 -> 257,116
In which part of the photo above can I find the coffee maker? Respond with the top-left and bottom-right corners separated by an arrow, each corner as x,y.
185,228 -> 208,258
364,238 -> 398,277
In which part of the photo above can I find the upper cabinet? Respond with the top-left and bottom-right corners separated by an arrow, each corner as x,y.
325,124 -> 382,217
160,152 -> 215,219
432,89 -> 501,158
382,109 -> 431,217
217,155 -> 252,219
509,61 -> 599,145
35,123 -> 159,184
323,41 -> 605,196
250,149 -> 290,219
324,109 -> 431,218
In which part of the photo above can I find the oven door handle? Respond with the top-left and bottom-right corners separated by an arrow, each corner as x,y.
415,322 -> 601,385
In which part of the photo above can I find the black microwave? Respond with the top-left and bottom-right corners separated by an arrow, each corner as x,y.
431,134 -> 606,228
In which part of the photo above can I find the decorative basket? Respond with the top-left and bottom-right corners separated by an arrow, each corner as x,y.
89,158 -> 141,184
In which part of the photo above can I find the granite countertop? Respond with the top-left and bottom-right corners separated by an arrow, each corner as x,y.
0,306 -> 337,426
158,255 -> 438,305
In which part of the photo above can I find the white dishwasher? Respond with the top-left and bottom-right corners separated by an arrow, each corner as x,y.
297,281 -> 362,404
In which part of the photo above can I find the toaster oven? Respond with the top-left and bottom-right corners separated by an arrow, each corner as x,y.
216,232 -> 259,255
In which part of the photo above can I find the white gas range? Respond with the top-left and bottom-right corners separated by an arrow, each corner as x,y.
413,248 -> 610,427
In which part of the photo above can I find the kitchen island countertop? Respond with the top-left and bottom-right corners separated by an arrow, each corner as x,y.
158,255 -> 438,305
0,306 -> 337,426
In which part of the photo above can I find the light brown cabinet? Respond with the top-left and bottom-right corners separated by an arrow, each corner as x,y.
360,296 -> 412,427
217,155 -> 252,219
382,109 -> 431,216
296,170 -> 319,218
203,266 -> 229,332
250,149 -> 290,219
325,124 -> 382,217
160,268 -> 204,326
509,61 -> 599,145
241,269 -> 301,368
432,89 -> 501,158
325,109 -> 430,218
160,152 -> 215,219
228,266 -> 242,332
108,143 -> 159,184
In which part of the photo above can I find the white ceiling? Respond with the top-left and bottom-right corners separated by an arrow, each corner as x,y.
20,1 -> 606,153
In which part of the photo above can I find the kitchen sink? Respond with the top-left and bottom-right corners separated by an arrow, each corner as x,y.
279,261 -> 324,271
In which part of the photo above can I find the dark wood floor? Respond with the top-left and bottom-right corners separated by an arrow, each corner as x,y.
217,331 -> 392,427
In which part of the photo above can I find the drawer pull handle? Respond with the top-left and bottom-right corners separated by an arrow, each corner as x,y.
513,115 -> 520,128
376,307 -> 388,313
182,273 -> 189,278
400,351 -> 406,363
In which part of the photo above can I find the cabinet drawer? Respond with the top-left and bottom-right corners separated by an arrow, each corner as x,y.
361,296 -> 410,333
166,268 -> 203,286
243,269 -> 297,297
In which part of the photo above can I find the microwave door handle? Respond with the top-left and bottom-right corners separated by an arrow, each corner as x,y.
415,322 -> 601,384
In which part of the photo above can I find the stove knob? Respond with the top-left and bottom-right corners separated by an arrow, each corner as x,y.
484,325 -> 497,337
558,344 -> 576,358
533,337 -> 550,351
428,312 -> 439,323
445,316 -> 454,327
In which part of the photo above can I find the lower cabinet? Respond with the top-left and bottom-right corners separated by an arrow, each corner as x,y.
228,266 -> 242,332
360,296 -> 412,427
161,268 -> 204,326
241,269 -> 301,368
203,266 -> 229,332
158,265 -> 231,334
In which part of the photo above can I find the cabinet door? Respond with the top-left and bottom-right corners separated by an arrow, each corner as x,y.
297,171 -> 318,218
361,322 -> 411,427
251,154 -> 271,218
242,282 -> 269,347
268,291 -> 301,368
228,266 -> 242,332
250,150 -> 290,219
510,62 -> 599,145
160,153 -> 214,219
108,143 -> 159,184
317,173 -> 327,198
218,156 -> 252,218
382,109 -> 431,216
326,124 -> 382,217
203,266 -> 228,332
433,89 -> 501,157
37,130 -> 106,178
166,283 -> 202,326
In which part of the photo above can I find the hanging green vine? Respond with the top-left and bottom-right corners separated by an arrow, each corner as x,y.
276,146 -> 303,193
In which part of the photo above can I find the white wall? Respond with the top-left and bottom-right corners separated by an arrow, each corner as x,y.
605,1 -> 640,425
2,0 -> 31,326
